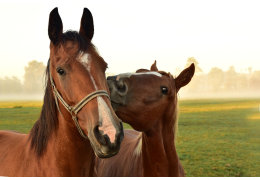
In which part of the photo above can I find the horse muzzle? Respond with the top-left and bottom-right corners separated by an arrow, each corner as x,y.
89,122 -> 124,158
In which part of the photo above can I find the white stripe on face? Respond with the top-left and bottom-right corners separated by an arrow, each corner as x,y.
97,97 -> 116,143
116,72 -> 162,81
79,52 -> 117,143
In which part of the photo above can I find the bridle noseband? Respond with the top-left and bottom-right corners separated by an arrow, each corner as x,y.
49,62 -> 110,139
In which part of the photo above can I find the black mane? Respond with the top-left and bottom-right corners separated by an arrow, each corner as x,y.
29,60 -> 58,157
29,31 -> 94,156
60,30 -> 89,52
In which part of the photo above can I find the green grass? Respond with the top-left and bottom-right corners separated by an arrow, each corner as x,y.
176,98 -> 260,177
0,106 -> 41,133
0,99 -> 259,176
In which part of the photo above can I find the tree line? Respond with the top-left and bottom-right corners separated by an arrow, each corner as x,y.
0,60 -> 46,94
0,58 -> 259,95
181,57 -> 260,93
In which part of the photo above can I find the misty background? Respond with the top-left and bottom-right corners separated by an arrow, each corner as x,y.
0,1 -> 259,100
0,58 -> 259,100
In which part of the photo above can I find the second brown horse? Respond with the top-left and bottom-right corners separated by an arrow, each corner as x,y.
95,61 -> 195,176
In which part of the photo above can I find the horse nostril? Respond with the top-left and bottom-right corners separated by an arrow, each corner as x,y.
115,80 -> 128,96
93,125 -> 107,146
116,80 -> 125,89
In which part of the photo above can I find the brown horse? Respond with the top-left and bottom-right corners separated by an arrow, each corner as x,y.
0,8 -> 124,176
95,61 -> 195,176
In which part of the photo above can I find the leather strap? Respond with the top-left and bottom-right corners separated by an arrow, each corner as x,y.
49,61 -> 110,139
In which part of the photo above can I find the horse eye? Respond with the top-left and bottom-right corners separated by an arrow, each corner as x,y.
57,69 -> 66,76
161,87 -> 168,95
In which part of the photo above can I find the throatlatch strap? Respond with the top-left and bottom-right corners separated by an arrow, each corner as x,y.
49,62 -> 110,139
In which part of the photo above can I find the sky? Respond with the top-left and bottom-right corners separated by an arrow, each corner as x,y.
0,0 -> 260,81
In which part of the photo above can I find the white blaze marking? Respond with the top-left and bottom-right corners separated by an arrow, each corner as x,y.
97,97 -> 116,143
116,72 -> 162,80
79,52 -> 117,143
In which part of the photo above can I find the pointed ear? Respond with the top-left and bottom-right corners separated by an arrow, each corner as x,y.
150,60 -> 158,71
48,7 -> 63,45
79,8 -> 94,41
175,63 -> 195,92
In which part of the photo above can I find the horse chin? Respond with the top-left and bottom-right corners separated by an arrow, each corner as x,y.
90,142 -> 120,158
94,149 -> 119,159
88,133 -> 122,159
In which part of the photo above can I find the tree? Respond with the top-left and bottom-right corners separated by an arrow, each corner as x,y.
248,67 -> 252,74
23,60 -> 46,94
0,76 -> 23,94
184,57 -> 203,74
223,66 -> 237,91
249,71 -> 260,91
207,67 -> 224,92
236,73 -> 248,91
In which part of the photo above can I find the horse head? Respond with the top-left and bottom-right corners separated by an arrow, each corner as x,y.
107,60 -> 195,131
48,8 -> 124,158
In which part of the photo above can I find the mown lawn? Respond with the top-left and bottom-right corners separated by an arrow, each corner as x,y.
0,101 -> 42,133
177,98 -> 260,177
0,98 -> 259,177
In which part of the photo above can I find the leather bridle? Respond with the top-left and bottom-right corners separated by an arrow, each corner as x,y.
49,61 -> 110,139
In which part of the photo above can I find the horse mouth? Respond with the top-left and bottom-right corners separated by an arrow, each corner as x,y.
90,140 -> 121,158
88,122 -> 124,158
94,148 -> 119,158
88,138 -> 119,158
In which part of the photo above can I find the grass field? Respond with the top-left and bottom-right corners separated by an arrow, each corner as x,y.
0,98 -> 259,177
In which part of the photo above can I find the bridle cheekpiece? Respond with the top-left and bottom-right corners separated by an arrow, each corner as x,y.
49,61 -> 110,139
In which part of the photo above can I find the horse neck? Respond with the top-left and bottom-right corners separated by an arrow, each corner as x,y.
47,110 -> 96,176
141,99 -> 179,177
28,73 -> 96,176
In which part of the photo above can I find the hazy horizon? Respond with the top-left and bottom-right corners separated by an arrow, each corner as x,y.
0,1 -> 260,82
0,59 -> 259,101
0,91 -> 259,101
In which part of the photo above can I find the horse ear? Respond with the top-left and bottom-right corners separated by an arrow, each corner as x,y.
175,63 -> 195,92
136,69 -> 150,73
150,60 -> 158,71
48,7 -> 63,45
79,8 -> 94,41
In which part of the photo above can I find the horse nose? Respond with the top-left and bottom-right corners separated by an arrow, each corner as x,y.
107,76 -> 128,96
93,125 -> 108,146
93,122 -> 124,146
107,76 -> 117,81
115,80 -> 128,96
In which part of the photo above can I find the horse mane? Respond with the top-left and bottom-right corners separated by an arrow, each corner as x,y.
173,94 -> 179,142
60,30 -> 89,53
29,30 -> 98,157
59,30 -> 102,59
169,72 -> 179,142
29,60 -> 58,157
